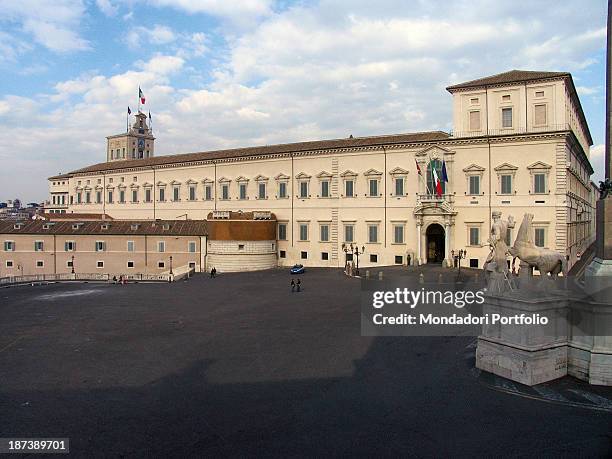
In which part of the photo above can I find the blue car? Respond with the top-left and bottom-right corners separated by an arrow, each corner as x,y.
290,264 -> 305,275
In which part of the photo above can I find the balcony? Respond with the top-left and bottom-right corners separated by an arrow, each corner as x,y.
417,193 -> 454,204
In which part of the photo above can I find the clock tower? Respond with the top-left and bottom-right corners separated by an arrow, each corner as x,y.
106,111 -> 155,162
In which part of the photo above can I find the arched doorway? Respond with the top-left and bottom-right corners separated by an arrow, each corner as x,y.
426,223 -> 445,263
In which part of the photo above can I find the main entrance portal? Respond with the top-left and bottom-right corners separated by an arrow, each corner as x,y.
426,224 -> 445,264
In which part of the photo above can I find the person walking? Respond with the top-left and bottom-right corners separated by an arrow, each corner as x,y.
291,279 -> 295,292
296,278 -> 301,292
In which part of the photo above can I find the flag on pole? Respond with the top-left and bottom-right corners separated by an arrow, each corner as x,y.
415,159 -> 422,176
432,165 -> 443,197
139,87 -> 145,104
127,106 -> 131,115
441,160 -> 448,183
148,111 -> 152,122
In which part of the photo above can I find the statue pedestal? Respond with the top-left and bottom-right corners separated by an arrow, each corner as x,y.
475,291 -> 612,386
476,293 -> 569,386
585,198 -> 612,302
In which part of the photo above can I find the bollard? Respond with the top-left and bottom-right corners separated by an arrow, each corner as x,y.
378,271 -> 384,280
438,273 -> 443,284
419,273 -> 424,284
365,270 -> 370,279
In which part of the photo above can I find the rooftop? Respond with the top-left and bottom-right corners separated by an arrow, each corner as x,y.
445,69 -> 571,91
0,219 -> 208,236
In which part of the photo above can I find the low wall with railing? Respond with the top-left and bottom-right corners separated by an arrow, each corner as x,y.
0,272 -> 184,286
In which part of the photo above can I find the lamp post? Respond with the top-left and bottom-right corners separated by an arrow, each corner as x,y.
451,249 -> 467,279
71,255 -> 75,274
169,255 -> 173,275
342,243 -> 366,276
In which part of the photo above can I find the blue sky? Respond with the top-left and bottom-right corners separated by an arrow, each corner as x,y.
0,0 -> 607,203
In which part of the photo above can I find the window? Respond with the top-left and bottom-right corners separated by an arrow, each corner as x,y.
299,223 -> 308,241
320,180 -> 330,198
221,184 -> 229,200
534,104 -> 547,126
127,241 -> 134,252
77,192 -> 82,204
470,97 -> 479,104
395,177 -> 404,196
119,190 -> 125,203
278,223 -> 287,241
188,241 -> 197,253
132,189 -> 138,202
127,261 -> 134,268
301,251 -> 308,259
535,91 -> 545,98
469,227 -> 480,246
320,224 -> 330,242
502,94 -> 511,102
258,183 -> 266,199
502,107 -> 513,128
393,225 -> 404,244
534,173 -> 546,194
173,187 -> 180,201
395,255 -> 403,265
279,250 -> 286,258
205,185 -> 212,201
344,180 -> 354,197
469,111 -> 480,131
159,188 -> 165,202
158,241 -> 165,252
278,182 -> 287,198
66,259 -> 73,268
321,252 -> 329,261
36,260 -> 44,268
469,259 -> 479,268
368,179 -> 378,197
239,183 -> 247,200
535,228 -> 545,247
4,241 -> 15,251
469,175 -> 480,195
368,224 -> 378,243
97,261 -> 104,268
6,260 -> 14,268
85,192 -> 91,204
370,254 -> 378,263
95,241 -> 106,252
108,191 -> 114,203
299,181 -> 309,198
238,244 -> 245,250
34,241 -> 44,252
145,189 -> 152,202
501,175 -> 512,194
64,241 -> 76,251
344,224 -> 354,242
158,261 -> 165,268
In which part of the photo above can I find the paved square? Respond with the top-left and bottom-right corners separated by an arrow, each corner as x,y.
0,268 -> 611,457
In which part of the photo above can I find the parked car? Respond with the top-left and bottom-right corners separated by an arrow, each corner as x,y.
290,264 -> 305,275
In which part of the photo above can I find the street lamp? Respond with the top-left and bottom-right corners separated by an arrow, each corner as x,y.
71,255 -> 75,274
169,255 -> 173,275
451,249 -> 467,279
342,243 -> 366,276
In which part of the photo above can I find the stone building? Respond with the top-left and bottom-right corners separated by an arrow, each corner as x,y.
44,70 -> 596,271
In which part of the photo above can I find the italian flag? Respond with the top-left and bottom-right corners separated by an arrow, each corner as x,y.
432,165 -> 443,196
139,87 -> 145,104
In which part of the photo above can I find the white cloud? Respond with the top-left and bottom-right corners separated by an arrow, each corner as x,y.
149,0 -> 272,19
0,0 -> 90,53
96,0 -> 118,17
126,24 -> 177,49
576,86 -> 599,96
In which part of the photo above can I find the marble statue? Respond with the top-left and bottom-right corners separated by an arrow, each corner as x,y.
483,211 -> 515,292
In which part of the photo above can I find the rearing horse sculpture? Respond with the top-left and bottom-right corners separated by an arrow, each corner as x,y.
508,213 -> 566,278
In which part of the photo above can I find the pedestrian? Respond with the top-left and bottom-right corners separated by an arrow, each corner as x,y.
291,279 -> 295,292
212,267 -> 217,278
112,275 -> 117,284
296,278 -> 301,292
210,267 -> 214,278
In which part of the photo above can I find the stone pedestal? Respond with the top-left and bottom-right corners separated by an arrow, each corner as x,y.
585,198 -> 612,302
476,294 -> 569,386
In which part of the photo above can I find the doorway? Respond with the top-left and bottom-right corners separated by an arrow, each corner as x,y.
426,224 -> 445,263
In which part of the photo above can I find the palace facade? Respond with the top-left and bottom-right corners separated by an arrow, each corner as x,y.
44,70 -> 597,271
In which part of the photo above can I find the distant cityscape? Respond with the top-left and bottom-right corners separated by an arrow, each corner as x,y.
0,198 -> 45,221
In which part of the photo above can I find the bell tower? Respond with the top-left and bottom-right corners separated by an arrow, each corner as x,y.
106,111 -> 155,162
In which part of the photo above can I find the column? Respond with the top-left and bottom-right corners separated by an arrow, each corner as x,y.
444,223 -> 451,267
416,223 -> 422,265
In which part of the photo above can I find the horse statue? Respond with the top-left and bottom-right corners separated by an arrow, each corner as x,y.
508,213 -> 567,278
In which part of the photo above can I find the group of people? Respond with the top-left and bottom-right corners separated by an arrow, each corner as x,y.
290,278 -> 302,292
112,275 -> 128,285
209,267 -> 217,278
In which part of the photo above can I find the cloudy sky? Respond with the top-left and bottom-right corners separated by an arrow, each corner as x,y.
0,0 -> 607,203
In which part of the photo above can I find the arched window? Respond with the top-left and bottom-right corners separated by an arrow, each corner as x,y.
426,159 -> 446,194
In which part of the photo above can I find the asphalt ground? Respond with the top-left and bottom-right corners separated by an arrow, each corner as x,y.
0,267 -> 610,457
